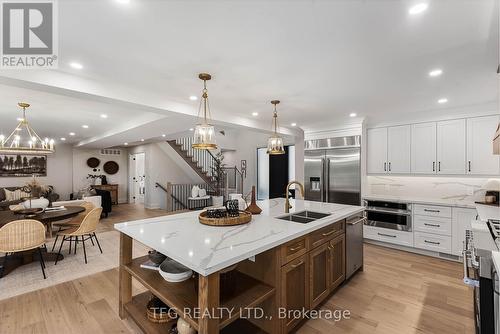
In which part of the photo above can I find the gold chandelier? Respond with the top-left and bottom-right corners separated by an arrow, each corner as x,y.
0,103 -> 55,155
267,100 -> 285,155
192,73 -> 217,150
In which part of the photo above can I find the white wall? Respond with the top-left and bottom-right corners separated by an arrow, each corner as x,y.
128,143 -> 203,209
72,148 -> 128,203
0,143 -> 73,199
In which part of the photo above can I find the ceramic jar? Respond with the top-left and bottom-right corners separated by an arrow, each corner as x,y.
176,317 -> 196,334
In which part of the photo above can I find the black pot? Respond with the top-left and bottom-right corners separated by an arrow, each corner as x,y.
148,250 -> 167,265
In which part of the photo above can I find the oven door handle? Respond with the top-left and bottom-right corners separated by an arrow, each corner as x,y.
463,239 -> 479,288
364,207 -> 412,216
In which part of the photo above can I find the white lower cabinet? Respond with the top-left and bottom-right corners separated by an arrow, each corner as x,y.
414,231 -> 452,253
413,215 -> 452,236
363,225 -> 413,247
451,207 -> 477,256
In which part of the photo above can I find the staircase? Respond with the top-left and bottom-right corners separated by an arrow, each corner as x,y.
166,137 -> 218,191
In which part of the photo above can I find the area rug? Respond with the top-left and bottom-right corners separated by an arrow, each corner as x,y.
0,230 -> 149,300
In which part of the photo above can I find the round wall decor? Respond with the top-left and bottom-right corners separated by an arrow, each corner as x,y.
103,161 -> 119,175
87,157 -> 100,168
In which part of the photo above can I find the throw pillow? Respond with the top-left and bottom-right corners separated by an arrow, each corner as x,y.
199,188 -> 207,197
4,189 -> 30,201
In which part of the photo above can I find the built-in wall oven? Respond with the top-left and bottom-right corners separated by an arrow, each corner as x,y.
363,200 -> 412,231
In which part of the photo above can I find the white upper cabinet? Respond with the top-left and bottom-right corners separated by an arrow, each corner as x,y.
436,119 -> 466,175
387,125 -> 411,173
411,122 -> 437,174
467,115 -> 500,175
367,128 -> 388,174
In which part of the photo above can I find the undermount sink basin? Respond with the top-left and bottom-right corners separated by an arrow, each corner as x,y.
293,210 -> 331,220
277,210 -> 331,224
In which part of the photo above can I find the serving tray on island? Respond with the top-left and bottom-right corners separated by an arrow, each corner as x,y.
199,210 -> 252,226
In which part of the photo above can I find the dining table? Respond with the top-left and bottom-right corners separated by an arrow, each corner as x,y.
0,206 -> 85,277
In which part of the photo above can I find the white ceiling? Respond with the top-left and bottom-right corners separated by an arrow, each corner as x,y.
0,0 -> 497,147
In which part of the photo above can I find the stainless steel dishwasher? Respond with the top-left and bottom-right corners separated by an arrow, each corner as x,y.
346,212 -> 365,279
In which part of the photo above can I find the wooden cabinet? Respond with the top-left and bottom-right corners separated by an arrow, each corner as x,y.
411,122 -> 437,174
329,235 -> 345,290
309,243 -> 330,309
280,218 -> 348,333
436,119 -> 466,174
387,125 -> 411,173
92,184 -> 119,204
467,115 -> 500,175
367,127 -> 388,174
281,255 -> 309,333
451,208 -> 477,256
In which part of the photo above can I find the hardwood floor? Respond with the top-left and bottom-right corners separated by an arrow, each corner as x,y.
0,241 -> 474,334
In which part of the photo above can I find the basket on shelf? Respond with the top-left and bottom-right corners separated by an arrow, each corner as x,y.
146,294 -> 177,324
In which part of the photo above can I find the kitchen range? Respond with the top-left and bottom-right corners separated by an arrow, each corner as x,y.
463,203 -> 500,334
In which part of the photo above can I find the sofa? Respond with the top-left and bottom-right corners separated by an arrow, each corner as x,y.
69,189 -> 112,217
0,186 -> 60,211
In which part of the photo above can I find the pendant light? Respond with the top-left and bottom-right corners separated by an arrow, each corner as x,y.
192,73 -> 217,150
0,103 -> 55,154
266,100 -> 285,155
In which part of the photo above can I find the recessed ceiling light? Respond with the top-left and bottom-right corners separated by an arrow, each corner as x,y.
100,114 -> 108,119
162,134 -> 166,137
69,62 -> 83,70
409,3 -> 428,15
438,98 -> 448,104
189,128 -> 194,131
124,142 -> 128,146
82,125 -> 89,129
429,69 -> 443,77
291,123 -> 297,127
252,112 -> 259,116
60,137 -> 66,141
189,96 -> 198,101
69,132 -> 75,136
140,139 -> 144,142
349,113 -> 357,117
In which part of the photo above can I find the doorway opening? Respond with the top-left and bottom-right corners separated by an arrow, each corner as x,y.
129,152 -> 145,205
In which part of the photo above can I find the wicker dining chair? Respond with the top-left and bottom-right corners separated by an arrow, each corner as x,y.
54,207 -> 103,264
0,219 -> 47,279
51,201 -> 95,252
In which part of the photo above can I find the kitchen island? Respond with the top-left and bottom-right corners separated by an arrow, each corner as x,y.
115,198 -> 364,334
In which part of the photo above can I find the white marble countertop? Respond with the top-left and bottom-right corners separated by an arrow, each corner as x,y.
476,203 -> 500,221
363,194 -> 476,209
114,198 -> 363,276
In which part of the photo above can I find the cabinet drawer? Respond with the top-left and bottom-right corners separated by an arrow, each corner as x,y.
309,220 -> 345,249
281,236 -> 309,265
414,231 -> 452,253
363,225 -> 413,247
414,204 -> 451,218
413,215 -> 452,236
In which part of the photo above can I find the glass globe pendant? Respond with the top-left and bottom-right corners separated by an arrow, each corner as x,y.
192,73 -> 217,150
266,100 -> 285,155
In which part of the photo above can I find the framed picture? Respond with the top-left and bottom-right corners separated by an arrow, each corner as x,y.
0,154 -> 47,177
241,159 -> 247,178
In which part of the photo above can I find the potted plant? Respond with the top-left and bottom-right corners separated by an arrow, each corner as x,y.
210,152 -> 225,207
21,175 -> 50,209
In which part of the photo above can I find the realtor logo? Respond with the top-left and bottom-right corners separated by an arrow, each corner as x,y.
1,0 -> 58,68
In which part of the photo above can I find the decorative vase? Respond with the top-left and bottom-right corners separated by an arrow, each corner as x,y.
176,317 -> 196,334
23,197 -> 49,209
211,195 -> 224,207
246,186 -> 262,214
229,194 -> 246,211
95,177 -> 102,186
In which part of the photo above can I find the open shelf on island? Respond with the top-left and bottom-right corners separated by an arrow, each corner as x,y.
221,318 -> 268,334
123,292 -> 176,334
123,255 -> 275,331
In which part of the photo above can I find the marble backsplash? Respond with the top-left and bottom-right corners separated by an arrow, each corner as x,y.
365,176 -> 499,205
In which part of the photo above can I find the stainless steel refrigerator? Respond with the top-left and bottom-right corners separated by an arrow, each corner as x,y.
304,136 -> 361,206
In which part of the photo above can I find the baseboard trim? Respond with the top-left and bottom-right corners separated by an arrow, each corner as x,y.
364,239 -> 460,262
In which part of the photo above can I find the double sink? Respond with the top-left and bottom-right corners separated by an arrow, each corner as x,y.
277,210 -> 331,224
